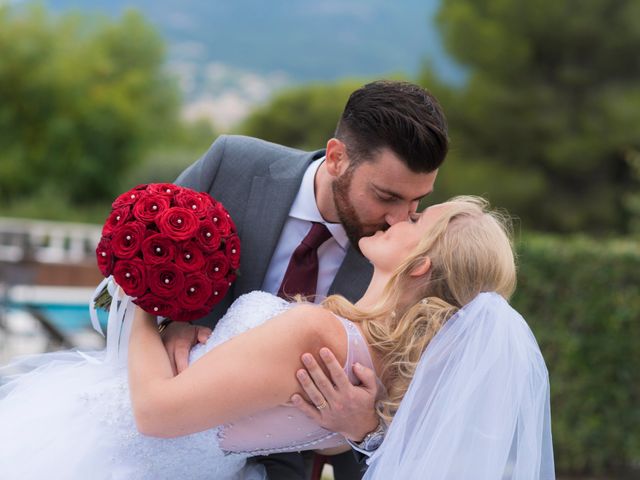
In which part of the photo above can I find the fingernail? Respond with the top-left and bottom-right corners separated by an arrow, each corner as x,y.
291,394 -> 300,404
297,370 -> 307,380
302,354 -> 312,365
320,348 -> 330,359
353,362 -> 362,370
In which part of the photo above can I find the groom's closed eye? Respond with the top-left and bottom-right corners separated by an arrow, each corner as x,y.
375,192 -> 397,203
373,187 -> 402,203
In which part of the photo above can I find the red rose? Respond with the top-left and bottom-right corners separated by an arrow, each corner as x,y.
133,195 -> 170,223
204,251 -> 230,281
225,235 -> 241,269
178,273 -> 213,311
134,294 -> 177,319
101,206 -> 132,237
156,207 -> 199,241
207,203 -> 232,237
147,262 -> 185,297
112,186 -> 147,209
147,183 -> 182,197
96,237 -> 114,276
113,258 -> 147,298
175,241 -> 207,272
141,234 -> 176,266
206,278 -> 231,308
175,190 -> 213,219
172,307 -> 211,323
97,183 -> 241,323
195,219 -> 221,252
111,222 -> 146,259
222,204 -> 238,234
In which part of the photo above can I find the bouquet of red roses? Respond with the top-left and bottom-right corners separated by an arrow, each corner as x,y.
94,183 -> 240,322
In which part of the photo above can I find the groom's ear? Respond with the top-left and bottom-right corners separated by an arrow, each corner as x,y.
409,257 -> 432,278
325,138 -> 349,176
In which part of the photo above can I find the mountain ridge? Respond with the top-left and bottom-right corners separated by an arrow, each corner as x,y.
44,0 -> 463,127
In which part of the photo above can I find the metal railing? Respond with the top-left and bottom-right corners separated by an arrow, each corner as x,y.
0,218 -> 105,363
0,217 -> 102,264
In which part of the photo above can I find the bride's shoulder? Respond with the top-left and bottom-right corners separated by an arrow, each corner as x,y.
284,304 -> 347,353
286,302 -> 337,322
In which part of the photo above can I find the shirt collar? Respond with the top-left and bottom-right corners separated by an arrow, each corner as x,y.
290,157 -> 350,251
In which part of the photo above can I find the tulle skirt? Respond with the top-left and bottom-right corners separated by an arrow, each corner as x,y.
0,349 -> 259,480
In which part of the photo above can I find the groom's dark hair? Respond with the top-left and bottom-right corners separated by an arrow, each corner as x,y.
335,80 -> 449,172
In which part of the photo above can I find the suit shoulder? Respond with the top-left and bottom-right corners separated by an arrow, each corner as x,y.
221,135 -> 306,158
211,135 -> 324,182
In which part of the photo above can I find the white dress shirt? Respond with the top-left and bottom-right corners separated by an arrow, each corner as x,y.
261,158 -> 349,303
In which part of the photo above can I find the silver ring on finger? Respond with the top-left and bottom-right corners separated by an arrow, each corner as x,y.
315,399 -> 328,410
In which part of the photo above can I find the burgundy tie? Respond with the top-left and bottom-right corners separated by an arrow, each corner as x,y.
277,222 -> 332,300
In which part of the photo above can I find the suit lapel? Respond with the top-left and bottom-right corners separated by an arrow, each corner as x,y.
235,150 -> 324,295
236,175 -> 299,295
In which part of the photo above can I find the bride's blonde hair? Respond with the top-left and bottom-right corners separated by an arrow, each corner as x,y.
322,196 -> 517,423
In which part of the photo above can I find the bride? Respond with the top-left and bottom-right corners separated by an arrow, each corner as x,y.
0,196 -> 554,479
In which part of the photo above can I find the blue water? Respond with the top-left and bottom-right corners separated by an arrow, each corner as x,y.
8,303 -> 109,333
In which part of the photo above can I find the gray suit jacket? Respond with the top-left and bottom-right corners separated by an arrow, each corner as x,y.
175,135 -> 373,328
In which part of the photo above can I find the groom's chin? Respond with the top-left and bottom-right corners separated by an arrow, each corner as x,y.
360,224 -> 387,239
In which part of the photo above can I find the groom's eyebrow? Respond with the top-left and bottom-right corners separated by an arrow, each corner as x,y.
376,185 -> 432,202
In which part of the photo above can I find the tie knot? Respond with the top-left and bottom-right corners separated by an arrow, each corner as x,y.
302,222 -> 332,250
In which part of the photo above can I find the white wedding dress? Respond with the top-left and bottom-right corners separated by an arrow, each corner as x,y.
0,291 -> 375,480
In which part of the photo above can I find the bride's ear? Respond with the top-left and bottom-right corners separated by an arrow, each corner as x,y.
409,257 -> 432,278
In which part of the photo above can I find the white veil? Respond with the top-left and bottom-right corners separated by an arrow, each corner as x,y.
364,292 -> 555,480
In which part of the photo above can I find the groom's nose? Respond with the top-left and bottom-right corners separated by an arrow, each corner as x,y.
384,200 -> 419,226
384,208 -> 407,226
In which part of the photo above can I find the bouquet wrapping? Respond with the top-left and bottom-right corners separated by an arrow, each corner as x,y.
94,183 -> 240,322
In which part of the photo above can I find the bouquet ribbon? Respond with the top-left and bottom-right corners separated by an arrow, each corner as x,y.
89,277 -> 110,337
89,276 -> 136,364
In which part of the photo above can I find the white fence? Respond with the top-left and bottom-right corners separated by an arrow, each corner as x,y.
0,217 -> 102,264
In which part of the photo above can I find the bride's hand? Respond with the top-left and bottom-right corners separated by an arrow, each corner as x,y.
160,322 -> 211,375
290,347 -> 379,442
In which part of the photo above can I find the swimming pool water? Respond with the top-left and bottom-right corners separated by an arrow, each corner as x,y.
7,303 -> 108,333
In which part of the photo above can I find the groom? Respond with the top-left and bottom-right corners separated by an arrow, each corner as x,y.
162,80 -> 449,479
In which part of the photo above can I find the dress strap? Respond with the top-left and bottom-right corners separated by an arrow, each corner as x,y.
333,315 -> 377,385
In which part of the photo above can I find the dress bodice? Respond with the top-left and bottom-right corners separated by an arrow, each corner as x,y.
189,291 -> 377,455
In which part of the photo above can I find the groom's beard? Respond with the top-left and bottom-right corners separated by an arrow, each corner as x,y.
332,168 -> 386,255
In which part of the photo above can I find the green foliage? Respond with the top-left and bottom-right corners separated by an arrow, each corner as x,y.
624,149 -> 640,235
127,118 -> 217,189
240,79 -> 372,150
0,4 -> 181,207
421,0 -> 640,234
513,234 -> 640,475
0,183 -> 110,223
